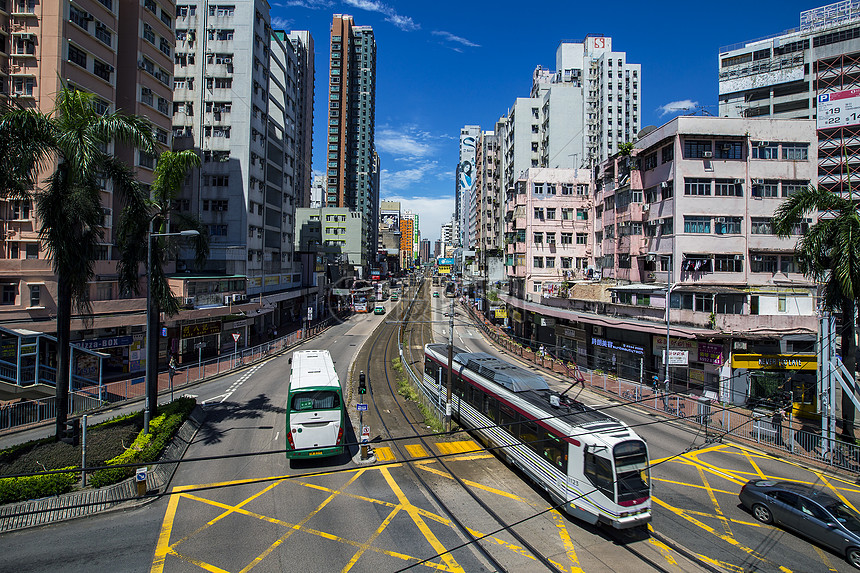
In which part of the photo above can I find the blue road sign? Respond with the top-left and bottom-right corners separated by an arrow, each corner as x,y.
357,403 -> 368,412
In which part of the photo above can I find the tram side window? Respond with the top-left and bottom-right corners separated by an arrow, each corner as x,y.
453,374 -> 465,397
498,403 -> 518,437
520,421 -> 541,454
425,359 -> 437,381
544,434 -> 566,470
483,394 -> 498,422
467,385 -> 481,409
584,450 -> 614,499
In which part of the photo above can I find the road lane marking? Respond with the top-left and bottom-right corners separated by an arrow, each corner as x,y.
342,505 -> 404,573
738,447 -> 767,480
652,496 -> 794,572
818,472 -> 860,513
645,525 -> 678,568
811,544 -> 839,572
380,467 -> 464,573
549,509 -> 584,573
151,487 -> 183,573
696,466 -> 733,537
693,554 -> 745,572
651,476 -> 736,495
435,441 -> 481,455
240,470 -> 366,572
406,444 -> 429,458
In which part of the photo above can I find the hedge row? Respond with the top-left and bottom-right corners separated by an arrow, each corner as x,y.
0,397 -> 196,504
90,398 -> 196,488
0,466 -> 78,505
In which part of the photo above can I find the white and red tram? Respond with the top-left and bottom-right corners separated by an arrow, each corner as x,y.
424,343 -> 651,529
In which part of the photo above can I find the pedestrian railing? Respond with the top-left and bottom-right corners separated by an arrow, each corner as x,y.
0,319 -> 336,434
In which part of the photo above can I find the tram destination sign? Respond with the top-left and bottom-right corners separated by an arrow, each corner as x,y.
818,89 -> 860,129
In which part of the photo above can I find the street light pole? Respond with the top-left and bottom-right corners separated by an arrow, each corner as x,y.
664,254 -> 673,400
144,228 -> 199,435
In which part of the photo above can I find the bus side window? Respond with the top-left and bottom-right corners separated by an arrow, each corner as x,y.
483,394 -> 498,422
498,403 -> 518,438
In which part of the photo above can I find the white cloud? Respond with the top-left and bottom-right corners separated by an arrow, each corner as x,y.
282,0 -> 331,7
343,0 -> 419,31
270,16 -> 293,29
380,163 -> 437,191
376,127 -> 433,157
382,195 -> 454,241
658,99 -> 698,117
431,30 -> 480,48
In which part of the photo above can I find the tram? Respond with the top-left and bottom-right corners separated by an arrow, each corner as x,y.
423,343 -> 651,529
286,350 -> 345,459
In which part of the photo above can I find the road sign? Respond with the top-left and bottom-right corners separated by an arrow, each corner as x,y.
357,403 -> 368,412
361,425 -> 370,443
307,307 -> 314,322
231,332 -> 240,343
818,89 -> 860,129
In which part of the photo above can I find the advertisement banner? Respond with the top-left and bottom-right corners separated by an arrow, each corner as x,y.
662,350 -> 689,366
494,308 -> 507,319
818,89 -> 860,129
437,258 -> 455,266
698,342 -> 723,364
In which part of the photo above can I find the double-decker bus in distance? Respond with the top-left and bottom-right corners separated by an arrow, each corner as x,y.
286,350 -> 345,459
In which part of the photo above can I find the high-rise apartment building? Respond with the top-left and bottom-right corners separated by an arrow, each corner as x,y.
326,14 -> 378,265
173,2 -> 311,289
457,125 -> 480,249
0,0 -> 175,325
718,1 -> 860,194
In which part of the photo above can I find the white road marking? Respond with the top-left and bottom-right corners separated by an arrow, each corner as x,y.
201,362 -> 267,405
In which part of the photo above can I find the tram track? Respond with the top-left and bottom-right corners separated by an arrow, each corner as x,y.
364,276 -> 562,573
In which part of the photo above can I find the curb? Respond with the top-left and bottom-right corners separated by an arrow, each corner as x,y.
0,405 -> 207,533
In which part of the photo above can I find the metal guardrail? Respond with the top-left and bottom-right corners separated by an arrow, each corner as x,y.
0,319 -> 335,434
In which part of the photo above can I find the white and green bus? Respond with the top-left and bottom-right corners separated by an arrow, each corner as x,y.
286,350 -> 346,459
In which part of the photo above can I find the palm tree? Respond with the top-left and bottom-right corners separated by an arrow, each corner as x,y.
772,186 -> 860,439
0,88 -> 156,440
117,150 -> 208,418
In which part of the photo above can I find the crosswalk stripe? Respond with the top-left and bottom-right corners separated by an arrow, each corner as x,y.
374,447 -> 395,461
435,441 -> 481,455
405,444 -> 428,458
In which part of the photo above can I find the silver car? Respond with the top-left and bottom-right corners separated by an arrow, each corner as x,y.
739,479 -> 860,569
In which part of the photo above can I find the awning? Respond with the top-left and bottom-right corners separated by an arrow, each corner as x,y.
673,285 -> 746,294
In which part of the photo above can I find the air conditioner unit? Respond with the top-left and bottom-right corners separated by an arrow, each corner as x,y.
721,144 -> 733,151
734,254 -> 744,261
752,179 -> 765,185
642,203 -> 650,211
184,297 -> 194,306
715,217 -> 727,223
702,151 -> 713,158
138,60 -> 147,69
593,325 -> 604,336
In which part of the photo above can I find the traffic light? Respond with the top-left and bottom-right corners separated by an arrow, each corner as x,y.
61,417 -> 80,446
358,372 -> 367,395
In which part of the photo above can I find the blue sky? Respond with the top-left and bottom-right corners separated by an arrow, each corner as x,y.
272,0 -> 822,241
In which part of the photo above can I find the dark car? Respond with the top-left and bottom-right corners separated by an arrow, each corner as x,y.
739,479 -> 860,568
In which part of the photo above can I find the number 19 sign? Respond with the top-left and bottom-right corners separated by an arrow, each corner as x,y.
818,89 -> 860,129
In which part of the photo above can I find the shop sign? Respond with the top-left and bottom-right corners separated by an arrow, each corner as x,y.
438,265 -> 452,274
248,277 -> 262,288
662,350 -> 689,366
181,321 -> 222,338
512,310 -> 523,323
698,342 -> 723,364
732,354 -> 816,371
592,337 -> 644,356
223,319 -> 249,330
76,335 -> 134,351
689,368 -> 705,385
494,308 -> 507,319
332,288 -> 351,296
264,276 -> 279,286
556,325 -> 587,342
653,336 -> 698,352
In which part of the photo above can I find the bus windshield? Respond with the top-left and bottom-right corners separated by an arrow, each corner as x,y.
614,440 -> 650,504
291,390 -> 341,412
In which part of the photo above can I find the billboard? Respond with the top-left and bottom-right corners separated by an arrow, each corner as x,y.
818,89 -> 860,129
380,211 -> 400,232
437,257 -> 455,265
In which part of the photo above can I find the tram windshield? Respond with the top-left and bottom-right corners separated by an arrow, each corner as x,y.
614,440 -> 650,505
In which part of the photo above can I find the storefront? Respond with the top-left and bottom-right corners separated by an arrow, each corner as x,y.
731,353 -> 817,416
652,336 -> 725,397
175,320 -> 223,363
554,323 -> 587,364
75,333 -> 145,379
586,326 -> 649,381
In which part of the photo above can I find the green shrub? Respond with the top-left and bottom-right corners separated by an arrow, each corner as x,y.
0,466 -> 78,505
90,398 -> 194,488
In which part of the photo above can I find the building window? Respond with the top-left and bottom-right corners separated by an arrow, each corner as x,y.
750,218 -> 773,234
143,22 -> 155,43
546,257 -> 555,268
560,233 -> 573,245
714,254 -> 743,272
782,143 -> 809,161
750,254 -> 778,273
684,216 -> 711,234
715,141 -> 743,159
546,208 -> 556,220
29,285 -> 40,307
782,180 -> 808,197
68,44 -> 87,68
533,257 -> 543,268
534,207 -> 544,219
684,178 -> 711,196
25,243 -> 38,259
533,232 -> 543,243
561,257 -> 572,268
661,145 -> 674,163
715,217 -> 741,235
1,284 -> 15,305
751,141 -> 779,159
93,59 -> 113,81
781,256 -> 796,274
751,179 -> 778,198
576,233 -> 587,245
683,140 -> 712,159
715,178 -> 742,196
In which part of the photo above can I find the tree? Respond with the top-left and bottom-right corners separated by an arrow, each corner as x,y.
0,88 -> 156,440
117,150 -> 208,419
772,186 -> 860,439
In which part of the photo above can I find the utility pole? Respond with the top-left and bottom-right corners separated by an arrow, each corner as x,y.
446,294 -> 454,432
